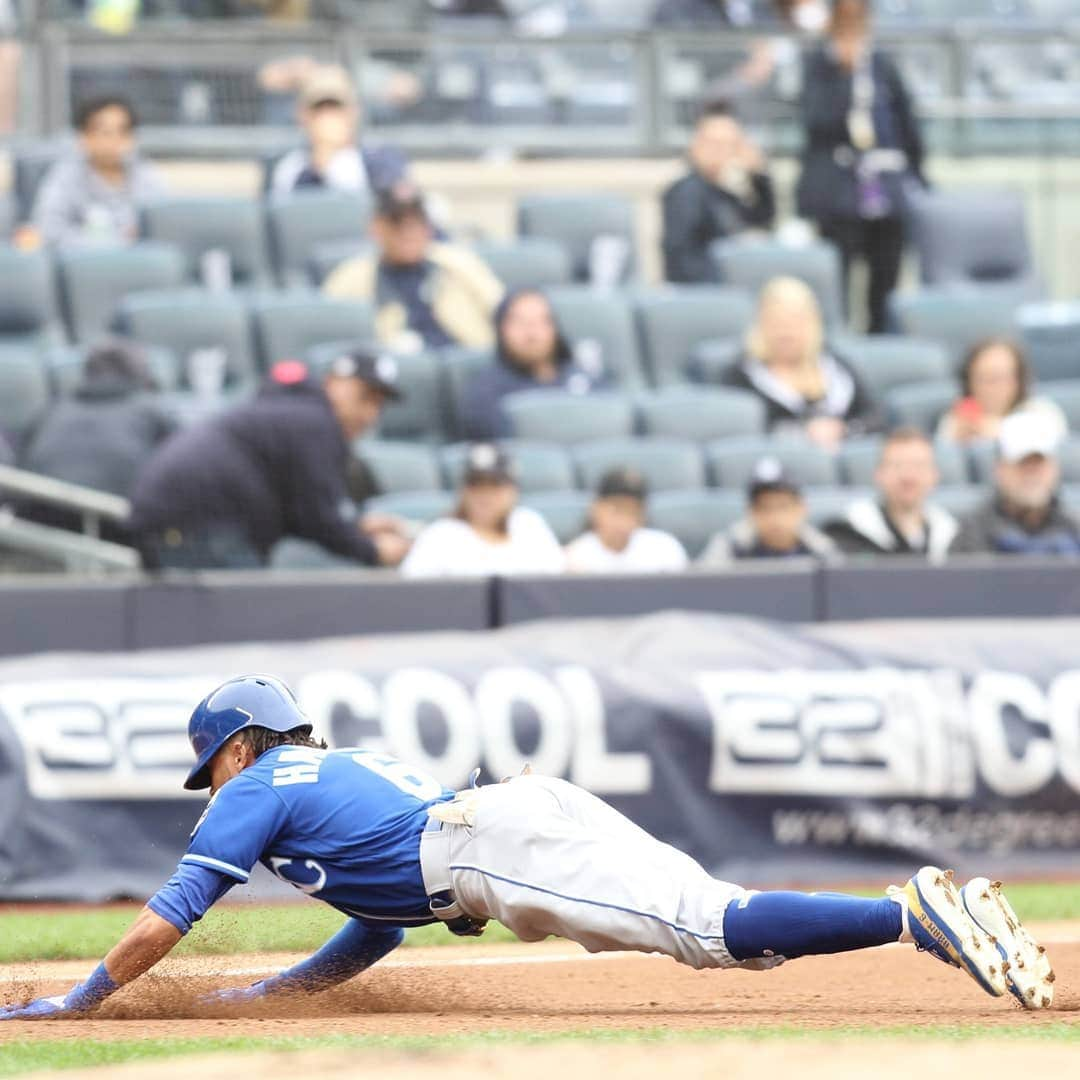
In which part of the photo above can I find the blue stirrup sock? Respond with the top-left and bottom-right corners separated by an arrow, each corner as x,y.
723,891 -> 904,961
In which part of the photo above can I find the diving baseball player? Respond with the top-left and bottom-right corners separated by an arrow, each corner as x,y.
0,675 -> 1055,1019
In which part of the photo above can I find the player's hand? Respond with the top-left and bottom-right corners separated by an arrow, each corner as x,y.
0,994 -> 76,1020
197,980 -> 270,1008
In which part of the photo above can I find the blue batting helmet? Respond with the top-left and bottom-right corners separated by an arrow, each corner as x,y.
184,674 -> 311,791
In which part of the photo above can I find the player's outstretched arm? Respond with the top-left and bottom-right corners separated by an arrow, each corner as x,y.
202,918 -> 403,1007
0,906 -> 182,1021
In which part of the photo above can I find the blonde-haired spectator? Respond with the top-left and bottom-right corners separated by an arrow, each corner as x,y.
718,276 -> 883,449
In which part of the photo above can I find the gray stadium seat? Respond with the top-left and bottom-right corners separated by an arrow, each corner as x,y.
647,489 -> 746,558
520,491 -> 591,543
56,244 -> 186,343
45,343 -> 180,396
517,193 -> 636,284
440,440 -> 575,493
442,346 -> 496,442
1040,380 -> 1080,430
252,294 -> 375,371
885,379 -> 964,432
546,286 -> 646,388
889,288 -> 1027,365
307,341 -> 446,443
116,290 -> 258,390
837,437 -> 969,486
933,485 -> 986,522
140,197 -> 272,288
471,238 -> 573,292
706,436 -> 840,488
0,247 -> 61,343
805,486 -> 876,527
574,437 -> 706,492
12,141 -> 63,224
709,239 -> 845,327
638,387 -> 766,441
364,490 -> 455,524
687,338 -> 742,384
0,344 -> 50,442
354,440 -> 442,494
833,334 -> 953,397
1017,302 -> 1080,383
266,190 -> 373,289
504,391 -> 635,444
634,287 -> 755,386
307,240 -> 371,287
269,538 -> 357,571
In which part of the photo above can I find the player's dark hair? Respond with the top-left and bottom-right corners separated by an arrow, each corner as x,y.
75,95 -> 138,132
239,725 -> 327,760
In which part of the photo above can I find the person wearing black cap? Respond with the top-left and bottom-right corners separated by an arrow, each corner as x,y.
129,349 -> 410,571
400,444 -> 564,578
699,457 -> 836,565
566,467 -> 687,574
323,182 -> 504,354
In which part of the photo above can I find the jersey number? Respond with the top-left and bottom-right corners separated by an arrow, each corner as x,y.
352,751 -> 443,801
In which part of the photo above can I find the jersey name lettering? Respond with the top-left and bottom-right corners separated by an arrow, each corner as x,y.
271,748 -> 326,787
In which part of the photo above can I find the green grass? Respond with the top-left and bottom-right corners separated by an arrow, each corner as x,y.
4,1024 -> 1080,1078
0,881 -> 1075,965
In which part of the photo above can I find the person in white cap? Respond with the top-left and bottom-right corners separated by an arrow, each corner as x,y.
950,412 -> 1080,556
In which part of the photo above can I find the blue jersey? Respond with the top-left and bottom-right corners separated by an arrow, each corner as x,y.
148,746 -> 454,934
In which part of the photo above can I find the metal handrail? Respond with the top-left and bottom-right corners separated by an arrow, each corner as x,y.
0,464 -> 130,524
0,507 -> 139,573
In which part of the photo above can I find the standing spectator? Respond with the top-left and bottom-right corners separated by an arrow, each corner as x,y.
324,185 -> 504,354
461,290 -> 605,441
796,0 -> 926,333
401,444 -> 565,578
565,467 -> 688,574
662,103 -> 776,285
29,96 -> 166,248
936,339 -> 1067,447
950,413 -> 1080,557
824,428 -> 958,561
269,64 -> 409,196
719,276 -> 882,448
699,458 -> 836,564
130,351 -> 409,570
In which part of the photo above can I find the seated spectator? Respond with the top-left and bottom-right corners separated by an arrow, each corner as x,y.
565,468 -> 688,574
29,96 -> 166,248
936,339 -> 1067,447
824,428 -> 958,562
719,276 -> 882,448
662,102 -> 775,284
130,350 -> 410,570
324,185 -> 504,354
401,444 -> 565,578
699,458 -> 836,564
270,64 -> 409,196
461,290 -> 605,441
950,413 -> 1080,557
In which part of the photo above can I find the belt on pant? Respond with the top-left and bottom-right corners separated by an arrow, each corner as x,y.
420,816 -> 487,937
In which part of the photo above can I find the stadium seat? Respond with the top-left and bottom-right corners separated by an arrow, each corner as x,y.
0,343 -> 50,443
307,341 -> 445,443
889,288 -> 1027,365
268,538 -> 357,571
1040,380 -> 1080,431
933,484 -> 986,521
45,343 -> 180,396
266,190 -> 373,289
837,436 -> 969,486
503,391 -> 635,444
647,489 -> 746,558
833,334 -> 953,397
0,246 -> 61,344
574,437 -> 706,492
517,193 -> 637,284
637,386 -> 767,441
545,286 -> 647,388
884,379 -> 964,432
116,290 -> 258,390
364,490 -> 456,524
12,141 -> 62,224
634,287 -> 755,386
687,338 -> 742,384
709,239 -> 845,327
56,244 -> 186,343
440,440 -> 575,493
1017,302 -> 1080,383
706,436 -> 840,488
471,238 -> 573,292
252,294 -> 375,371
307,240 -> 371,287
805,486 -> 876,527
140,197 -> 272,289
354,440 -> 442,494
519,491 -> 591,544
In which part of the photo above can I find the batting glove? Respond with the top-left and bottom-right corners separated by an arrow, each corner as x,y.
0,963 -> 118,1021
197,980 -> 272,1008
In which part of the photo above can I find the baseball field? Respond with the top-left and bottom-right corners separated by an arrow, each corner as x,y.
0,883 -> 1077,1079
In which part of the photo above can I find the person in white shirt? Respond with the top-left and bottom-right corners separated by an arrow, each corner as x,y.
565,468 -> 688,575
400,444 -> 565,579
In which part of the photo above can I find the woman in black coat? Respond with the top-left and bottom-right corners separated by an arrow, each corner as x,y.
796,0 -> 926,334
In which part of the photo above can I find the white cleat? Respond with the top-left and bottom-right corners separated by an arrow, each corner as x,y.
960,878 -> 1056,1010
